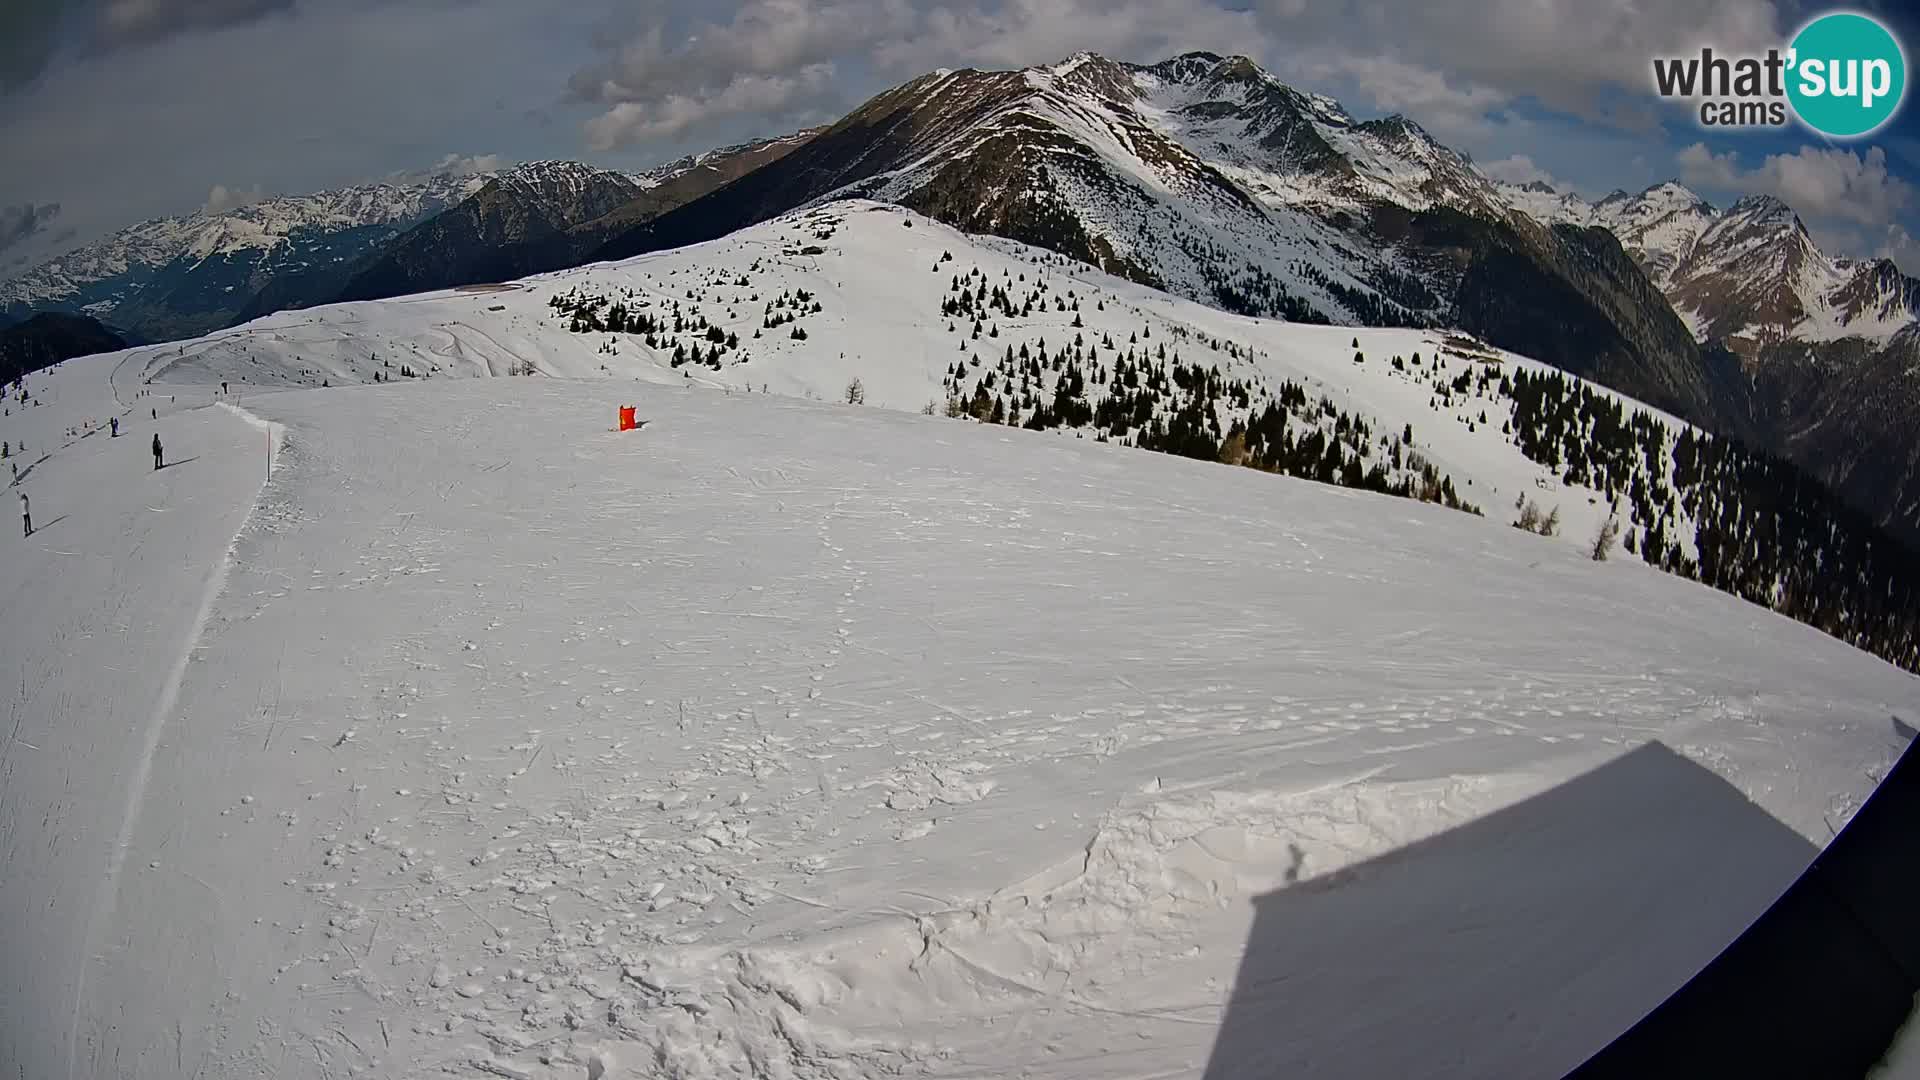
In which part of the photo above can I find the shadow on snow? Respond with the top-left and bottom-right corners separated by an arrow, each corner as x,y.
1200,742 -> 1819,1079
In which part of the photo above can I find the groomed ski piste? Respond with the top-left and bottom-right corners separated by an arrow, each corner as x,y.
3,202 -> 1916,1079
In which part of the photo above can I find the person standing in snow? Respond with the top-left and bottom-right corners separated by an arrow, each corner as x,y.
152,432 -> 164,471
19,489 -> 29,538
110,416 -> 119,438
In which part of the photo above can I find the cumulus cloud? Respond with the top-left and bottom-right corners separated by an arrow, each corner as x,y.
1875,224 -> 1920,274
0,202 -> 62,253
201,183 -> 265,213
432,153 -> 507,176
1675,142 -> 1742,188
1480,154 -> 1560,187
585,64 -> 836,148
569,0 -> 909,149
1678,143 -> 1913,226
873,0 -> 1265,74
1280,51 -> 1511,140
571,1 -> 903,102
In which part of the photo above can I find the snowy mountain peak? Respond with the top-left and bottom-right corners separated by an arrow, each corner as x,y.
1049,50 -> 1101,74
1151,50 -> 1229,81
0,170 -> 494,333
1656,184 -> 1917,352
1030,50 -> 1141,101
1719,194 -> 1805,239
1638,180 -> 1712,211
490,160 -> 640,206
1726,191 -> 1787,212
501,159 -> 606,182
1355,114 -> 1430,142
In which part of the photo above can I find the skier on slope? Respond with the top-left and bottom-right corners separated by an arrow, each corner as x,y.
19,489 -> 29,538
110,416 -> 118,438
152,432 -> 164,471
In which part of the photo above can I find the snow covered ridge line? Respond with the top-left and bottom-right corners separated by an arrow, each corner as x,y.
63,401 -> 290,1080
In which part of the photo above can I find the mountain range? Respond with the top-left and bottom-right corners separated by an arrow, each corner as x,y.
0,172 -> 489,341
5,50 -> 1917,544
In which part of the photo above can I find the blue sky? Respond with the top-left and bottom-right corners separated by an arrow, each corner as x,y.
2,0 -> 1917,274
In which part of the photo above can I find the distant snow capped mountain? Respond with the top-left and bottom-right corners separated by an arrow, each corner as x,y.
327,161 -> 648,304
1667,194 -> 1920,351
0,134 -> 829,344
0,171 -> 491,340
326,134 -> 821,307
487,160 -> 636,208
1498,180 -> 1919,353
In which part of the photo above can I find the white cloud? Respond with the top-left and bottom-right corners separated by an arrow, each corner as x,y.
432,153 -> 507,177
1675,143 -> 1742,188
1480,154 -> 1558,187
201,183 -> 265,213
874,0 -> 1266,74
1874,224 -> 1920,275
585,64 -> 837,149
1678,143 -> 1913,226
571,0 -> 905,106
1279,51 -> 1511,140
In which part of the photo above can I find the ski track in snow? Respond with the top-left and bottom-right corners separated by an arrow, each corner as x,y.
3,239 -> 1919,1077
0,363 -> 263,1080
63,441 -> 257,1080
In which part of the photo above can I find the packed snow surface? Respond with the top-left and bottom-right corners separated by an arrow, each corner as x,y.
2,210 -> 1917,1080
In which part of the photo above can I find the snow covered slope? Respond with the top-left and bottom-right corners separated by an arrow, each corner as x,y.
2,334 -> 1914,1079
134,201 -> 1712,568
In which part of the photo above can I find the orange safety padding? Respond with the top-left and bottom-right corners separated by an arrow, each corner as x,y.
618,406 -> 637,431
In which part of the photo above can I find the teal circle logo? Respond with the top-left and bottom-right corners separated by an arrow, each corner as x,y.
1786,12 -> 1906,137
